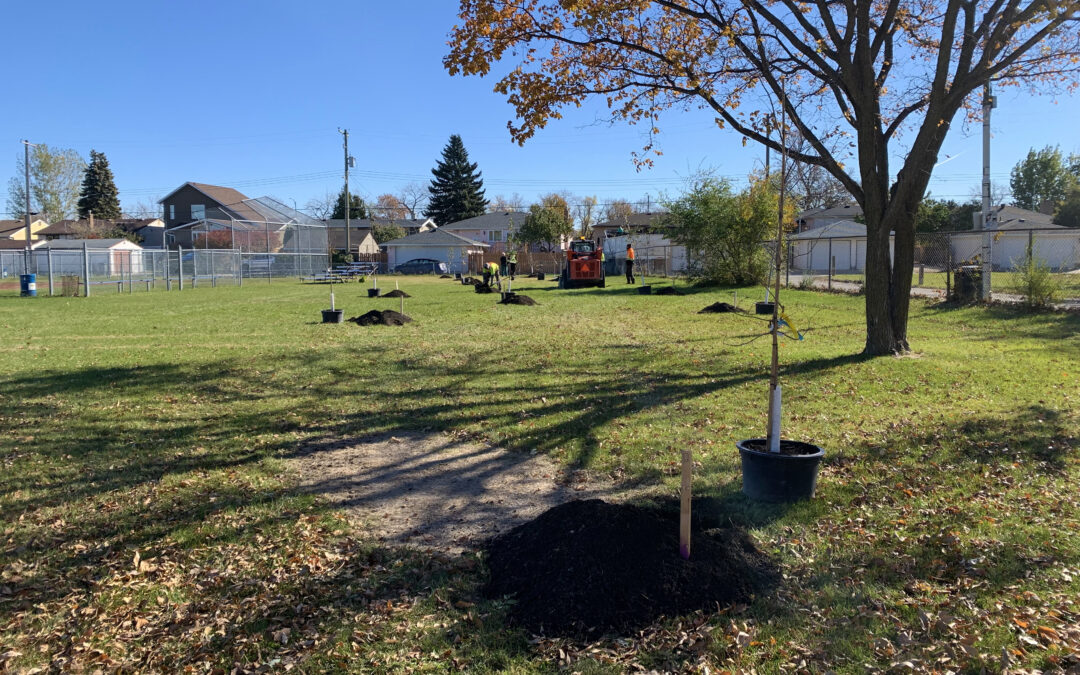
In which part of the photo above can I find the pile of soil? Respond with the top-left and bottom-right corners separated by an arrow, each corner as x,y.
499,292 -> 536,306
484,499 -> 777,637
439,274 -> 452,279
348,309 -> 413,326
698,302 -> 743,314
382,289 -> 411,298
654,286 -> 685,296
474,283 -> 495,294
462,277 -> 479,285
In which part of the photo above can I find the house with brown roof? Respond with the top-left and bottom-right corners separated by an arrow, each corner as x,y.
38,218 -> 165,247
0,218 -> 50,244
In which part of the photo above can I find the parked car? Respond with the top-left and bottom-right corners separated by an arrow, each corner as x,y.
394,258 -> 448,274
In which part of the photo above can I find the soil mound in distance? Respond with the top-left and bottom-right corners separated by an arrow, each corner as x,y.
499,293 -> 536,306
439,274 -> 452,279
654,286 -> 685,296
699,302 -> 744,314
484,499 -> 777,637
348,310 -> 413,326
462,277 -> 479,286
382,289 -> 411,298
474,283 -> 496,294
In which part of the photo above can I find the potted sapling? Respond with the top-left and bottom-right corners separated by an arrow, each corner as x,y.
322,276 -> 344,323
736,101 -> 823,502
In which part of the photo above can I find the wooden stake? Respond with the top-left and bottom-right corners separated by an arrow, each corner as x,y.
680,449 -> 692,560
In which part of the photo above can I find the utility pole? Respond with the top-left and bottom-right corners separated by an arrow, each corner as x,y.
22,140 -> 35,270
338,128 -> 354,261
980,80 -> 996,301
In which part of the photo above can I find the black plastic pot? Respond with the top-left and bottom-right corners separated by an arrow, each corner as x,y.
368,288 -> 381,297
638,285 -> 652,294
755,301 -> 776,315
737,439 -> 824,502
321,309 -> 344,324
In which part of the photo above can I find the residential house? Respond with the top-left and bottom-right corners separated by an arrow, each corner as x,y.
38,218 -> 165,247
438,212 -> 531,252
380,229 -> 488,274
591,212 -> 671,240
0,218 -> 50,244
160,183 -> 324,252
325,217 -> 435,254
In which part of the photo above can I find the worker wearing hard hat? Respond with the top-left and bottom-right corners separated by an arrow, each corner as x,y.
625,244 -> 636,284
483,260 -> 501,289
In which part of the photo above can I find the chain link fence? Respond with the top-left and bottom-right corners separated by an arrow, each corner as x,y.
0,248 -> 330,297
787,227 -> 1080,306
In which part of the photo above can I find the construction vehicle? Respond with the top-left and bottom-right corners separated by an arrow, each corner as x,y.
559,238 -> 606,288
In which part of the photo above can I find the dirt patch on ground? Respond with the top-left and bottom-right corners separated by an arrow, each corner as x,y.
654,286 -> 685,296
698,302 -> 744,314
499,292 -> 536,306
474,283 -> 496,294
484,499 -> 778,637
348,310 -> 413,326
462,277 -> 479,285
381,289 -> 411,298
293,432 -> 621,553
439,274 -> 452,278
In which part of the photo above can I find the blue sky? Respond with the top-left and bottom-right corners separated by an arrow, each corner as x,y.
3,0 -> 1078,218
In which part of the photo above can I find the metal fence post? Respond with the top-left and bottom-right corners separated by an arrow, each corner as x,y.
192,249 -> 198,288
47,247 -> 54,296
210,250 -> 216,287
82,243 -> 90,297
946,235 -> 952,300
178,246 -> 184,291
827,238 -> 833,289
238,250 -> 243,287
128,251 -> 133,293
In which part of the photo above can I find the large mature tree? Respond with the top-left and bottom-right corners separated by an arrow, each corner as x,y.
6,144 -> 86,223
518,199 -> 575,251
77,150 -> 121,219
601,199 -> 639,224
447,1 -> 1080,355
1055,184 -> 1080,226
425,134 -> 488,225
397,182 -> 429,219
331,187 -> 367,220
1009,145 -> 1078,211
372,193 -> 410,220
372,222 -> 407,243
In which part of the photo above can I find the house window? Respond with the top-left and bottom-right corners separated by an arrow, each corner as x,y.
191,204 -> 205,220
488,230 -> 502,242
169,205 -> 176,220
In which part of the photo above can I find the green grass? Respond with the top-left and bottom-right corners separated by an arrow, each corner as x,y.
1,277 -> 1078,672
830,269 -> 1080,297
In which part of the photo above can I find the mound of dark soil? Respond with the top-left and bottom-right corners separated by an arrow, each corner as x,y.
499,292 -> 536,306
474,283 -> 495,294
698,302 -> 743,314
484,499 -> 777,637
382,289 -> 411,298
655,286 -> 685,296
348,309 -> 413,326
439,274 -> 452,279
462,277 -> 479,285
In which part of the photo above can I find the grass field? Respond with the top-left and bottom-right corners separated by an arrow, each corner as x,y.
829,270 -> 1080,298
1,276 -> 1078,673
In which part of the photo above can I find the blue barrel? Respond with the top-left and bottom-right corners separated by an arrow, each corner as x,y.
19,273 -> 37,297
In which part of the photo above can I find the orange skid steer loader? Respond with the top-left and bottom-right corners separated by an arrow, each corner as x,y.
559,238 -> 606,289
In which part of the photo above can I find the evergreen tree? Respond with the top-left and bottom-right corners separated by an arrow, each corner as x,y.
331,187 -> 367,220
77,150 -> 121,220
425,135 -> 488,225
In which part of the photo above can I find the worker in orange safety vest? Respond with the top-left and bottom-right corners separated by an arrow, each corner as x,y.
625,243 -> 636,284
